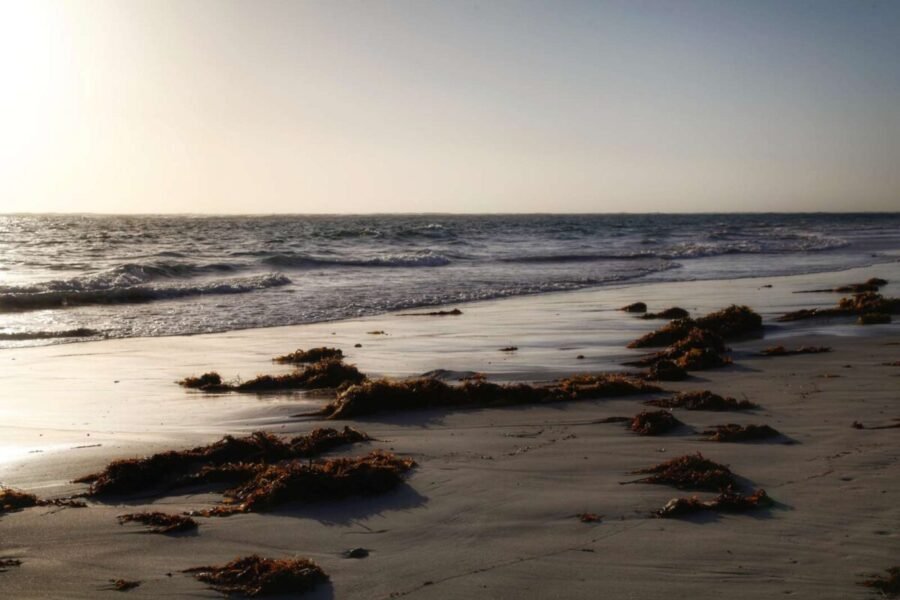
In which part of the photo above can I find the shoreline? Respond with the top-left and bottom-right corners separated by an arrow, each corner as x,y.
1,262 -> 898,598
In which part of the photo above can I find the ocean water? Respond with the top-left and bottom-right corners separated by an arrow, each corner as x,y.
0,213 -> 898,347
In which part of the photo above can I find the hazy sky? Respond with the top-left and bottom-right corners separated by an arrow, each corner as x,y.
1,0 -> 898,214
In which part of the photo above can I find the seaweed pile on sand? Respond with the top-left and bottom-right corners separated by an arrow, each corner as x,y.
179,358 -> 366,393
0,487 -> 38,514
778,290 -> 900,323
76,427 -> 370,496
760,346 -> 831,356
118,512 -> 198,534
794,277 -> 887,294
628,410 -> 681,436
626,305 -> 762,373
0,558 -> 22,572
316,374 -> 661,420
273,347 -> 343,364
110,579 -> 141,592
186,555 -> 328,597
701,424 -> 781,442
620,302 -> 647,313
645,390 -> 757,411
641,307 -> 689,320
861,566 -> 900,597
655,489 -> 771,518
199,451 -> 415,516
625,453 -> 736,491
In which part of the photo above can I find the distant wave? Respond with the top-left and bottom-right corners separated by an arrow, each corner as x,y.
262,252 -> 452,269
0,261 -> 245,295
0,327 -> 100,341
0,274 -> 291,312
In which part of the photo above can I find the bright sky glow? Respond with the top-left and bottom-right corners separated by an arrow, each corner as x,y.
1,0 -> 898,214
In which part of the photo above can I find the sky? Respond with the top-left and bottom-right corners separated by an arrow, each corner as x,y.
1,0 -> 898,214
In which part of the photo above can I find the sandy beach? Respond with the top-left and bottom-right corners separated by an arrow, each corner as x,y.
1,263 -> 898,599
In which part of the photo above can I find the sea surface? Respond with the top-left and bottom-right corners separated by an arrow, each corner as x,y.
1,213 -> 898,347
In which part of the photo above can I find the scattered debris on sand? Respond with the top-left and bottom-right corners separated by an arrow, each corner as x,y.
399,308 -> 462,316
852,418 -> 900,430
118,512 -> 198,534
317,374 -> 660,419
645,391 -> 757,411
110,579 -> 141,592
778,291 -> 900,322
621,302 -> 647,313
199,451 -> 415,516
795,278 -> 888,294
0,487 -> 38,514
646,359 -> 688,381
701,424 -> 781,442
343,548 -> 369,559
0,559 -> 22,572
655,489 -> 771,518
273,347 -> 343,364
179,359 -> 366,393
367,330 -> 387,335
178,372 -> 224,390
760,346 -> 832,356
76,427 -> 370,496
577,512 -> 601,523
499,346 -> 518,352
628,453 -> 736,491
859,313 -> 892,325
630,410 -> 681,436
861,566 -> 900,597
641,307 -> 690,320
186,555 -> 328,597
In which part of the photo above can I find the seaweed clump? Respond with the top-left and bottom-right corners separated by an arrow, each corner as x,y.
273,347 -> 343,364
656,489 -> 770,518
778,291 -> 900,322
319,375 -> 660,420
861,566 -> 900,597
646,360 -> 688,381
621,302 -> 647,313
628,453 -> 736,491
118,512 -> 198,534
701,424 -> 780,442
760,346 -> 831,356
178,372 -> 224,391
0,487 -> 38,514
111,579 -> 141,592
694,305 -> 763,339
645,390 -> 757,411
0,559 -> 22,572
630,410 -> 681,436
186,555 -> 328,597
201,451 -> 415,516
641,307 -> 690,320
628,318 -> 697,349
859,313 -> 891,325
76,427 -> 370,496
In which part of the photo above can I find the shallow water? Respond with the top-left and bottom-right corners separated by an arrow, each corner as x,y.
1,213 -> 898,346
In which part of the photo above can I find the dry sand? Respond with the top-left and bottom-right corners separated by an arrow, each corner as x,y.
1,264 -> 898,599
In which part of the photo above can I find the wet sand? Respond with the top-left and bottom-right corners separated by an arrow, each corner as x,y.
1,263 -> 898,598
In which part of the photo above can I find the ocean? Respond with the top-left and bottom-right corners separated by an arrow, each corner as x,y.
1,213 -> 898,347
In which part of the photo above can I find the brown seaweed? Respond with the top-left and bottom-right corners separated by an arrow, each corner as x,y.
76,427 -> 370,496
111,579 -> 141,592
694,305 -> 763,339
645,390 -> 757,411
858,313 -> 891,325
118,512 -> 198,534
630,410 -> 681,436
621,302 -> 647,313
861,566 -> 900,597
628,453 -> 736,491
319,374 -> 660,419
701,423 -> 780,442
186,555 -> 328,597
760,345 -> 831,356
577,512 -> 601,523
273,347 -> 343,364
674,347 -> 732,370
641,307 -> 690,320
655,489 -> 770,518
628,318 -> 697,348
646,360 -> 688,381
178,372 -> 224,390
0,559 -> 22,572
200,451 -> 415,516
0,487 -> 38,514
400,308 -> 463,316
779,291 -> 900,322
235,359 -> 365,392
